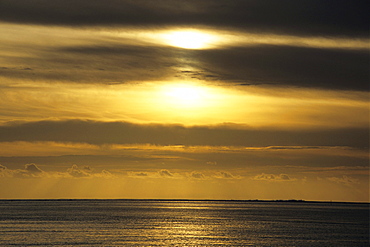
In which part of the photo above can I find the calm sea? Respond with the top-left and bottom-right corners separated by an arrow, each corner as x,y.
0,200 -> 368,246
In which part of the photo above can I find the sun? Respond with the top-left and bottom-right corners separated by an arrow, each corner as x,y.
160,83 -> 209,108
162,30 -> 215,49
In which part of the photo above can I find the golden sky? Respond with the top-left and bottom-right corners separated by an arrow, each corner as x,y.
0,0 -> 368,202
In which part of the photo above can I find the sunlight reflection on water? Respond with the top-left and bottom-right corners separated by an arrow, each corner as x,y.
0,200 -> 368,246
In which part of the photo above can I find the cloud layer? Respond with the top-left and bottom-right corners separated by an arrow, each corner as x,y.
0,0 -> 368,37
1,24 -> 368,91
0,120 -> 368,148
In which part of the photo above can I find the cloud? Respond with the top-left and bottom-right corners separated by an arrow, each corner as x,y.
327,175 -> 360,185
220,172 -> 233,179
206,161 -> 217,166
188,171 -> 240,180
253,173 -> 294,181
127,171 -> 149,178
0,120 -> 368,148
158,169 -> 173,177
62,165 -> 114,179
3,44 -> 181,84
67,164 -> 92,178
0,163 -> 115,179
6,163 -> 46,178
0,0 -> 367,38
213,171 -> 240,179
100,170 -> 114,178
24,163 -> 43,173
7,41 -> 367,91
0,142 -> 367,161
193,45 -> 369,91
189,171 -> 206,179
126,170 -> 242,180
134,172 -> 149,177
279,174 -> 291,180
1,21 -> 368,91
0,164 -> 10,177
127,169 -> 180,179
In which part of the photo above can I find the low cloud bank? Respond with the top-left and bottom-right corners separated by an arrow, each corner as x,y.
1,120 -> 368,148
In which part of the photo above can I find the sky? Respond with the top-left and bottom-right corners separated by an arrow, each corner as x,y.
0,0 -> 369,202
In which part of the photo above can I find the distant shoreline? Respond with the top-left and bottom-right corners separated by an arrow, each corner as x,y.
0,198 -> 368,204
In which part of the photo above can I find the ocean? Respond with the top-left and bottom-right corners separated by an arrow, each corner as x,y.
0,200 -> 368,246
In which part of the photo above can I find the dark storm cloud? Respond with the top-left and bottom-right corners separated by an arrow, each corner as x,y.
0,120 -> 368,148
0,0 -> 368,37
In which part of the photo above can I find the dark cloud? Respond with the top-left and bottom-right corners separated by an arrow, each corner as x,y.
0,149 -> 368,176
0,120 -> 368,148
265,146 -> 321,150
193,46 -> 369,91
0,45 -> 183,84
7,43 -> 368,91
0,0 -> 368,37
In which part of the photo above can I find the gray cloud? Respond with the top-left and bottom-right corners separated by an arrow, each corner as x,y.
193,46 -> 369,91
8,43 -> 367,91
0,120 -> 368,148
0,0 -> 368,38
0,45 -> 181,84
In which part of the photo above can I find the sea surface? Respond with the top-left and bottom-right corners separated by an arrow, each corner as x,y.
0,200 -> 368,246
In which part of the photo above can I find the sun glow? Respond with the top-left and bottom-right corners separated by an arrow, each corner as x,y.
161,83 -> 210,108
162,30 -> 216,49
